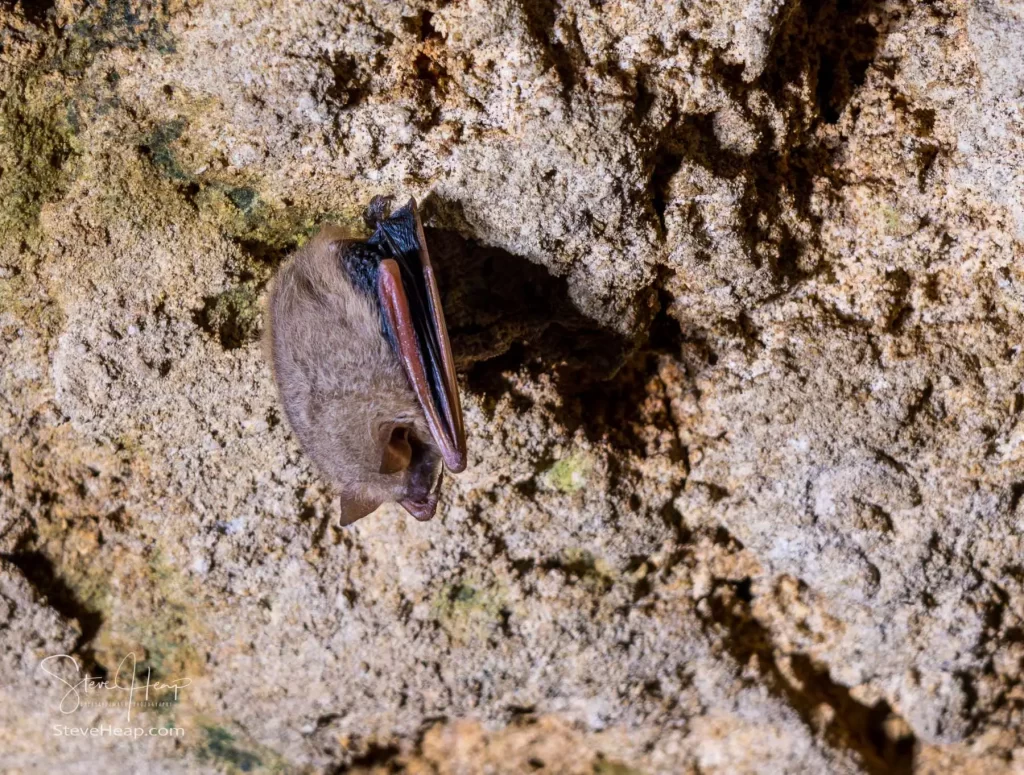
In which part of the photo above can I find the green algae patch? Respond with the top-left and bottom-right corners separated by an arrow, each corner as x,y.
196,183 -> 324,270
199,725 -> 263,773
196,722 -> 291,774
134,115 -> 367,285
0,2 -> 188,245
0,273 -> 65,336
432,577 -> 509,644
189,195 -> 373,350
594,759 -> 646,775
0,82 -> 79,243
193,175 -> 366,271
194,280 -> 265,350
541,452 -> 594,493
68,0 -> 180,58
117,601 -> 202,683
140,118 -> 190,181
227,186 -> 259,215
88,546 -> 207,714
546,548 -> 616,593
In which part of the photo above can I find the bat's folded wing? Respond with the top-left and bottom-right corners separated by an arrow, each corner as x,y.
373,200 -> 467,473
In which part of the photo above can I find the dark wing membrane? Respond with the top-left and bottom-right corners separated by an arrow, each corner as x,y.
371,200 -> 466,472
377,259 -> 459,473
340,241 -> 385,296
369,203 -> 445,414
408,202 -> 466,459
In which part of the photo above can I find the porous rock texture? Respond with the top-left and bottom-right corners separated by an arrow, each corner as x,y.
1,0 -> 1023,772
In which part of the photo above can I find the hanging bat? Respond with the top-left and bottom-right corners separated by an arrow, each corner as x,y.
266,196 -> 466,525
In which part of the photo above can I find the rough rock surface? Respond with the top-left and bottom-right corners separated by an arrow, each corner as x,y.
1,0 -> 1023,772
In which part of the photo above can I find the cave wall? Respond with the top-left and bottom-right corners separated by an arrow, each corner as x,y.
1,0 -> 1023,772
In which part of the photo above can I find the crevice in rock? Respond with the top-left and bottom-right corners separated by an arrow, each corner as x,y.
519,0 -> 581,99
330,740 -> 403,774
649,148 -> 683,236
701,571 -> 917,773
540,551 -> 614,593
1009,482 -> 1024,515
10,0 -> 55,26
915,143 -> 940,191
192,279 -> 266,351
760,0 -> 891,126
410,50 -> 448,130
883,268 -> 913,332
1,545 -> 107,678
425,204 -> 693,460
322,50 -> 369,109
645,0 -> 900,303
807,0 -> 883,124
423,214 -> 634,396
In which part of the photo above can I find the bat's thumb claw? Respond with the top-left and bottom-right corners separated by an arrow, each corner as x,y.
364,195 -> 393,228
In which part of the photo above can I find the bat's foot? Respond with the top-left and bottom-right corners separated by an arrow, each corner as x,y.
364,195 -> 394,228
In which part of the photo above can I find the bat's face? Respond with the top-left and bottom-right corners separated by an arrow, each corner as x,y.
308,390 -> 445,523
267,198 -> 466,526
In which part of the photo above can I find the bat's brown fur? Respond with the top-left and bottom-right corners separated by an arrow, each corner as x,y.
266,225 -> 442,524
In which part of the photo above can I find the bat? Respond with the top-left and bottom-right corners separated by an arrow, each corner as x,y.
266,196 -> 466,525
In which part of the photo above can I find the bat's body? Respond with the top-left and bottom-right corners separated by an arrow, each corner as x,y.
267,198 -> 466,525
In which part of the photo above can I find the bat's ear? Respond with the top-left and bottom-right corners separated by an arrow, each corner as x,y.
378,422 -> 413,475
337,493 -> 382,526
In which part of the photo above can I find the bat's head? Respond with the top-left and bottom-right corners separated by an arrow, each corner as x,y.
310,388 -> 445,524
266,228 -> 445,525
